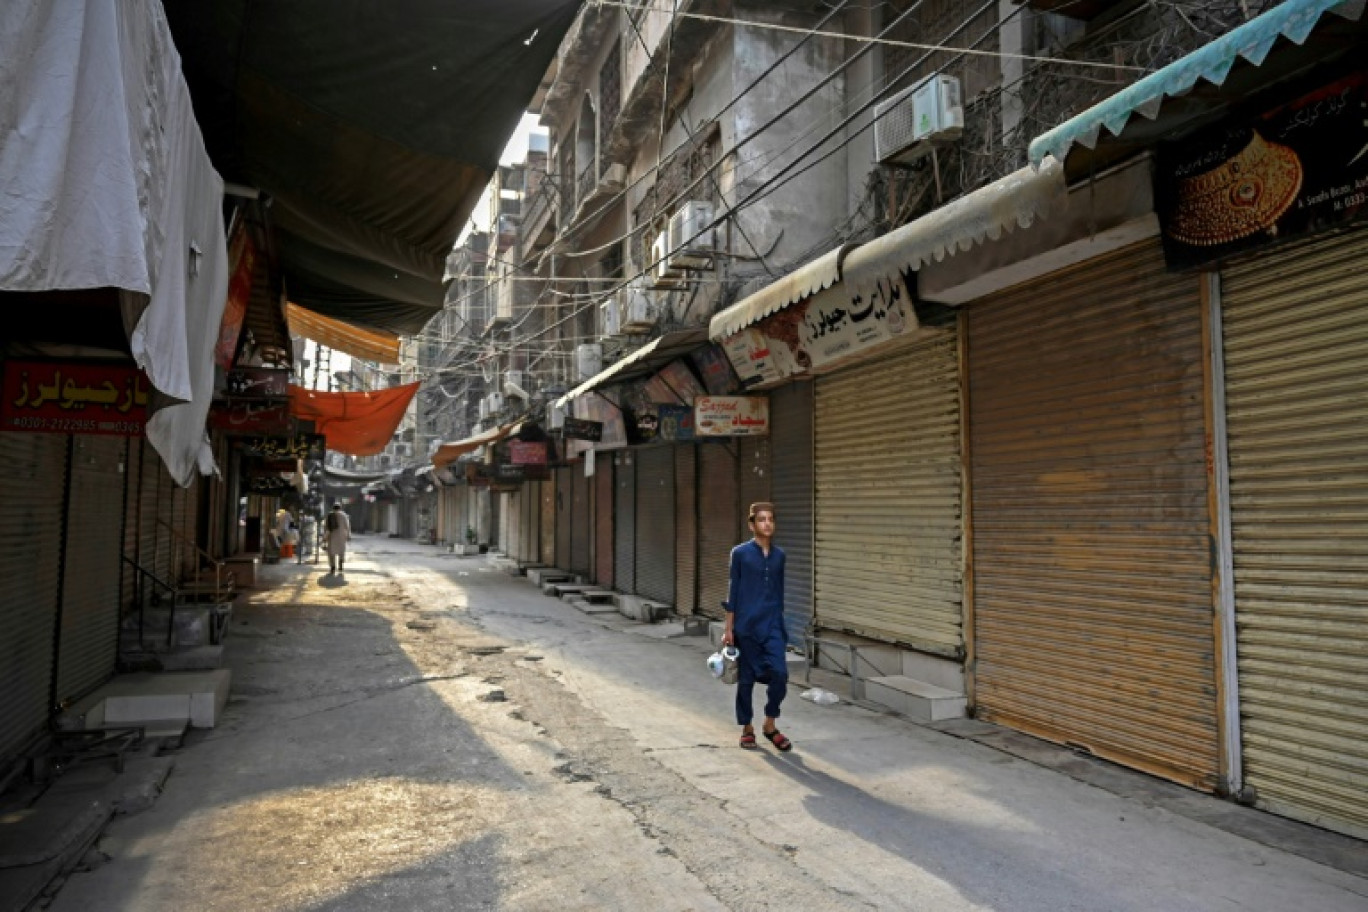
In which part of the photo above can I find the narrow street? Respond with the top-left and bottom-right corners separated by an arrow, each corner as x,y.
42,537 -> 1368,912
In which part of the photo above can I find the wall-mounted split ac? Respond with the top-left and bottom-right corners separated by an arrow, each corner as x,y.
666,200 -> 715,270
874,74 -> 964,166
576,342 -> 603,380
600,295 -> 622,337
620,279 -> 661,333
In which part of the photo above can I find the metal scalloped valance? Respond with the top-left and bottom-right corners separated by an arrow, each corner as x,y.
708,245 -> 852,340
841,157 -> 1066,303
1029,0 -> 1367,167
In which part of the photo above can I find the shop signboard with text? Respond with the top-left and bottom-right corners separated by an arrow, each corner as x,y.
1158,71 -> 1368,269
695,396 -> 769,437
2,361 -> 149,435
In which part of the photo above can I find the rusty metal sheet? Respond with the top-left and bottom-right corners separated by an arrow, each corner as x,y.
968,240 -> 1221,791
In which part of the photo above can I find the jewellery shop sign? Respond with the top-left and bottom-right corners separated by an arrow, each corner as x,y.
1157,71 -> 1368,270
2,361 -> 149,435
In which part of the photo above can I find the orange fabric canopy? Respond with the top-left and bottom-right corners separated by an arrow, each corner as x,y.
431,423 -> 517,469
288,383 -> 419,457
285,302 -> 401,365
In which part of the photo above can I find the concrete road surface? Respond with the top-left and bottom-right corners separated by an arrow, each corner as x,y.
46,537 -> 1368,911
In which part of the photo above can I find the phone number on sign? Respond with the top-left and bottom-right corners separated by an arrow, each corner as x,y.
4,416 -> 142,434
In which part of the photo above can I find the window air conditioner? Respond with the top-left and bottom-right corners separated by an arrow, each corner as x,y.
874,74 -> 963,166
620,280 -> 660,333
486,392 -> 505,415
576,342 -> 603,380
666,201 -> 715,269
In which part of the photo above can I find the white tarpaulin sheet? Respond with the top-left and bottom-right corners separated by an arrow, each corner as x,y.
0,0 -> 228,485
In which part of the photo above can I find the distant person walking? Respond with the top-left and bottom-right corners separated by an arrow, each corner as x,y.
722,502 -> 792,752
324,503 -> 352,575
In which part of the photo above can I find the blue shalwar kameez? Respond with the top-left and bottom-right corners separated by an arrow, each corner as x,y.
726,540 -> 788,726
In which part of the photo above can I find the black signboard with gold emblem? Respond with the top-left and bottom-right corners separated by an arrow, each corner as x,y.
1159,71 -> 1368,270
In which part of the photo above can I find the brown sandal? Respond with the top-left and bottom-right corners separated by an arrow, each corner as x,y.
763,729 -> 792,752
739,732 -> 758,750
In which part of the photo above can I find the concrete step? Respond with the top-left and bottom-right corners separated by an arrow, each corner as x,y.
527,567 -> 575,586
544,582 -> 591,597
579,589 -> 616,604
59,670 -> 233,731
568,598 -> 618,615
865,675 -> 966,723
616,595 -> 671,623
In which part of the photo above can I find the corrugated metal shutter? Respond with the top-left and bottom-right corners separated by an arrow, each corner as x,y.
814,327 -> 963,655
56,435 -> 125,704
615,456 -> 636,593
969,241 -> 1219,790
635,447 -> 675,604
697,443 -> 738,620
506,491 -> 520,557
595,465 -> 614,587
0,433 -> 67,766
522,483 -> 537,563
140,441 -> 168,585
1220,228 -> 1368,840
738,438 -> 771,537
540,479 -> 556,566
121,437 -> 141,611
571,466 -> 591,576
771,383 -> 814,648
675,445 -> 697,614
555,466 -> 572,569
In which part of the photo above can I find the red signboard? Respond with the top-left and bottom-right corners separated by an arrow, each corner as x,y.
208,402 -> 293,434
509,440 -> 548,465
1,361 -> 148,436
215,228 -> 255,368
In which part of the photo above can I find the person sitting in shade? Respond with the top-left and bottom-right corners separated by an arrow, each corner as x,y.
722,502 -> 792,752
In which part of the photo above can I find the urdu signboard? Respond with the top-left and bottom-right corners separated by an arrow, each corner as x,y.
695,396 -> 769,437
2,361 -> 149,435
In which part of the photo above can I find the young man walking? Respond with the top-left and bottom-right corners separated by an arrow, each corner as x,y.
722,502 -> 792,752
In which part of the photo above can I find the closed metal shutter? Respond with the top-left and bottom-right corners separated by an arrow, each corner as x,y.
522,483 -> 537,563
595,465 -> 614,587
56,435 -> 125,704
140,441 -> 169,585
0,433 -> 67,767
697,443 -> 739,620
738,438 -> 771,537
771,383 -> 814,648
505,491 -> 519,556
615,457 -> 636,593
555,466 -> 572,569
969,241 -> 1219,790
540,479 -> 556,566
1221,228 -> 1368,839
814,327 -> 962,655
675,445 -> 697,614
571,466 -> 591,576
121,437 -> 141,611
635,447 -> 675,604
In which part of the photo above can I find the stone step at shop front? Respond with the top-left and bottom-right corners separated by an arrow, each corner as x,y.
864,675 -> 966,723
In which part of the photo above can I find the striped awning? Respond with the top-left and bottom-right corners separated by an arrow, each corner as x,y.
1029,0 -> 1367,168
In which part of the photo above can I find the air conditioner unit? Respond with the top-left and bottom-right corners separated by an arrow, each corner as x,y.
548,402 -> 567,430
874,74 -> 964,166
504,370 -> 529,401
477,398 -> 489,420
666,201 -> 715,269
620,280 -> 660,333
486,392 -> 505,414
651,230 -> 685,289
600,296 -> 622,337
576,342 -> 603,380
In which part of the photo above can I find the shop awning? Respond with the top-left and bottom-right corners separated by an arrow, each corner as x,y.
288,382 -> 420,457
285,303 -> 401,366
708,246 -> 852,340
161,0 -> 582,336
837,158 -> 1067,305
552,328 -> 709,409
1028,0 -> 1367,176
432,423 -> 519,469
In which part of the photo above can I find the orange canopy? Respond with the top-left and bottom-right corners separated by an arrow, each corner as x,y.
288,383 -> 419,457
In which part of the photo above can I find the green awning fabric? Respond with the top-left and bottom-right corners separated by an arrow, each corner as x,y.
1028,0 -> 1367,176
163,1 -> 582,336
